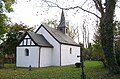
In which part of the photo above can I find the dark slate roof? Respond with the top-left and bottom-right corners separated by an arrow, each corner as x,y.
36,25 -> 79,46
27,32 -> 53,47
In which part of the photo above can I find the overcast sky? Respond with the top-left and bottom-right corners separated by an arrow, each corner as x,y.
7,0 -> 120,43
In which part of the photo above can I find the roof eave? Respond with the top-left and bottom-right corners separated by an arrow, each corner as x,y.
60,42 -> 80,47
35,25 -> 79,47
39,45 -> 53,48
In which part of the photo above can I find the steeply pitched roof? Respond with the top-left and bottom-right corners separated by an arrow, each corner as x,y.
27,32 -> 53,47
58,10 -> 65,28
57,10 -> 66,34
36,25 -> 79,46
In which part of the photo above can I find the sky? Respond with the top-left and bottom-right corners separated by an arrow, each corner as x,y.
8,0 -> 91,26
7,0 -> 120,43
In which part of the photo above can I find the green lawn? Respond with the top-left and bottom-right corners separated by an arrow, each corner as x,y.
0,61 -> 120,79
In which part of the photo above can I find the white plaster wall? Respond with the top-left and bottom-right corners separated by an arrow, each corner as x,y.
25,35 -> 29,38
40,47 -> 53,67
36,26 -> 60,66
61,44 -> 80,66
27,39 -> 30,45
16,46 -> 40,67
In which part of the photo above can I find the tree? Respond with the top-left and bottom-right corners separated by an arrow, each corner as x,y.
92,33 -> 107,66
114,21 -> 120,66
39,0 -> 120,74
98,0 -> 120,74
3,23 -> 34,63
115,40 -> 120,66
0,0 -> 15,40
0,0 -> 15,68
81,19 -> 90,48
42,19 -> 58,28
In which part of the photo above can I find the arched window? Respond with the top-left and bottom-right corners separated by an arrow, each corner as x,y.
66,28 -> 68,33
25,49 -> 29,56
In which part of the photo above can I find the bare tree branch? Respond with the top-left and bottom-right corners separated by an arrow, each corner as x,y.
63,6 -> 100,19
41,0 -> 100,19
92,0 -> 104,15
81,0 -> 89,7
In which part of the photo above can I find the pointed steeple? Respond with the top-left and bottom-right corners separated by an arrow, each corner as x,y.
57,10 -> 67,34
59,9 -> 65,27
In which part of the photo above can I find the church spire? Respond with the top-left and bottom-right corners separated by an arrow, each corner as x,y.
57,10 -> 67,34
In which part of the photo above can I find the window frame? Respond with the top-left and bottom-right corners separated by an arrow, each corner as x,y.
25,48 -> 29,56
70,48 -> 72,54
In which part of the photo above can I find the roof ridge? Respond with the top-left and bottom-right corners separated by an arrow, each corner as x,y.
42,25 -> 79,46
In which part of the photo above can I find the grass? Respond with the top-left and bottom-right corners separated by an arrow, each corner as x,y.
0,61 -> 120,79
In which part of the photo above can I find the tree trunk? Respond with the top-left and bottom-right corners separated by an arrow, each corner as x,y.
100,0 -> 120,74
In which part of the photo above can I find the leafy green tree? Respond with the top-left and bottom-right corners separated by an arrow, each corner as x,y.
92,33 -> 107,67
0,0 -> 15,68
114,21 -> 120,66
83,43 -> 91,60
116,40 -> 120,66
0,0 -> 15,39
4,23 -> 34,54
94,0 -> 120,74
90,20 -> 120,68
2,23 -> 34,63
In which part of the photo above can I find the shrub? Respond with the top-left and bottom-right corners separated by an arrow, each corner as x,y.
75,62 -> 81,68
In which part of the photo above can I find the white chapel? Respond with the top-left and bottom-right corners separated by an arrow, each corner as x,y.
16,10 -> 80,67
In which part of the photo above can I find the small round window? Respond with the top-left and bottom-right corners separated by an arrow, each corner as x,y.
25,49 -> 29,56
